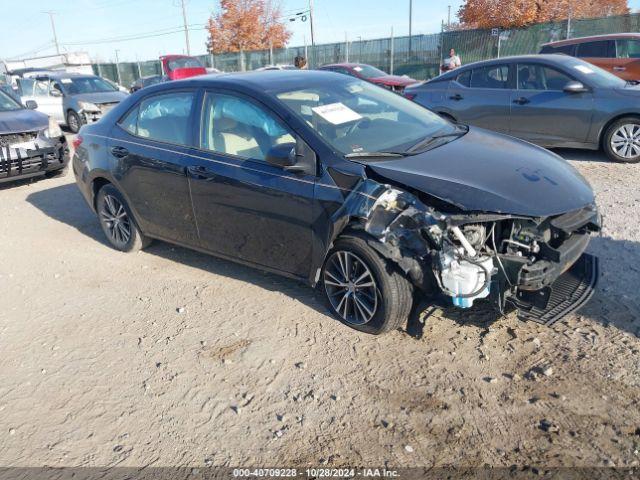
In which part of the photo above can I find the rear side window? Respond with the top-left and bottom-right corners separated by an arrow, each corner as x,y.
517,64 -> 572,91
577,40 -> 614,58
455,70 -> 471,87
616,39 -> 640,58
470,65 -> 509,89
125,92 -> 194,146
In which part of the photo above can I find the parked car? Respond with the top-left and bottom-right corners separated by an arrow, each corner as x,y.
129,75 -> 165,93
318,63 -> 419,92
256,65 -> 297,71
540,33 -> 640,82
104,78 -> 129,93
0,89 -> 68,183
160,55 -> 207,80
0,83 -> 21,103
73,71 -> 600,334
405,54 -> 640,163
18,72 -> 128,133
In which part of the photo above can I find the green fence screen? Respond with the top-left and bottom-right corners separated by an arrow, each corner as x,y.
93,13 -> 640,86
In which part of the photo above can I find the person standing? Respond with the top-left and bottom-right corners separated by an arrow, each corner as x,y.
444,48 -> 462,71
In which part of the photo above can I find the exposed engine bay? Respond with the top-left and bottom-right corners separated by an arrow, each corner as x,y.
337,179 -> 601,325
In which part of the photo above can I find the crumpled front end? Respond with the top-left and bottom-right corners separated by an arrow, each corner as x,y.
335,179 -> 601,326
0,131 -> 69,182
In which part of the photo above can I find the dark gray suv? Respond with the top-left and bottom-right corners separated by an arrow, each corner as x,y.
405,54 -> 640,163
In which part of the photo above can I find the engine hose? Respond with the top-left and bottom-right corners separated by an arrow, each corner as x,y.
434,257 -> 492,299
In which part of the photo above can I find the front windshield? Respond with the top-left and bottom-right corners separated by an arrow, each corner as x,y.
0,89 -> 22,112
353,64 -> 387,79
61,77 -> 117,95
168,57 -> 204,70
275,78 -> 453,155
565,57 -> 627,89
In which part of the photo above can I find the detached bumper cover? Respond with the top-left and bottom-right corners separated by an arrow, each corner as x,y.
0,136 -> 69,181
510,253 -> 598,326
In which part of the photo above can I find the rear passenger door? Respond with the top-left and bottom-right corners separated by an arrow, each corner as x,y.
613,38 -> 640,81
109,90 -> 199,245
445,63 -> 513,133
509,63 -> 593,146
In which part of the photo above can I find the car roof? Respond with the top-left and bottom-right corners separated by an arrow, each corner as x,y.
140,69 -> 351,95
542,33 -> 640,47
320,63 -> 370,68
38,72 -> 98,80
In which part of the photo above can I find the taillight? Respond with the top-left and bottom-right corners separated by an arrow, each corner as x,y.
404,93 -> 417,101
72,135 -> 83,150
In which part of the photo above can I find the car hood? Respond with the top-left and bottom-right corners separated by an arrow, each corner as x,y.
72,91 -> 128,104
370,75 -> 418,87
0,108 -> 48,134
365,127 -> 595,217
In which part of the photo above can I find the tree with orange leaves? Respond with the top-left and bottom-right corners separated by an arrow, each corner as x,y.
459,0 -> 629,29
206,0 -> 291,55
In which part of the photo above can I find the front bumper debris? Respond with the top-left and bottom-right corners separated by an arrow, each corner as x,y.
510,253 -> 599,326
0,134 -> 69,182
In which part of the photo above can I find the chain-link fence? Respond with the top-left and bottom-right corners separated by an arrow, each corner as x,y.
93,13 -> 640,87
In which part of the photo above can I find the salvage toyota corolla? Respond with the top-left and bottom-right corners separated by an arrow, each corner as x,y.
73,71 -> 600,335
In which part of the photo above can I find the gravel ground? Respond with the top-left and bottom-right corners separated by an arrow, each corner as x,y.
0,144 -> 639,469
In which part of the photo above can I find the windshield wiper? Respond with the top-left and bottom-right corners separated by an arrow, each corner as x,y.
407,124 -> 469,153
344,151 -> 409,159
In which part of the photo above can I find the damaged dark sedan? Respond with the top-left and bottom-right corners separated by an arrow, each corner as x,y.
0,89 -> 69,183
73,71 -> 600,335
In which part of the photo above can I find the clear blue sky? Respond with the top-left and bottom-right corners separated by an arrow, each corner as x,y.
1,0 -> 639,62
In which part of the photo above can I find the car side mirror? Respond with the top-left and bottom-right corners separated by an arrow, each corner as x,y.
266,142 -> 297,168
25,100 -> 38,109
50,89 -> 63,97
563,81 -> 588,94
266,138 -> 317,176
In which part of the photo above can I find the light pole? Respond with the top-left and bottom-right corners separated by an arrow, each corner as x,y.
309,0 -> 315,66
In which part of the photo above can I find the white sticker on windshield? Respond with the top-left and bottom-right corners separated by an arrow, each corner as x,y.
312,102 -> 362,125
61,78 -> 73,83
574,65 -> 594,75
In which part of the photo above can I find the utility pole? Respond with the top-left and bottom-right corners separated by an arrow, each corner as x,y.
447,5 -> 451,28
408,0 -> 413,58
114,49 -> 121,85
309,0 -> 315,66
180,0 -> 191,55
566,3 -> 572,39
43,11 -> 60,55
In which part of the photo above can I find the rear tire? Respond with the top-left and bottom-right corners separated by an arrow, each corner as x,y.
321,236 -> 413,335
603,117 -> 640,163
96,184 -> 151,252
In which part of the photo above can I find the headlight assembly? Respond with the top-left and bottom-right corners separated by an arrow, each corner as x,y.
79,101 -> 99,112
44,116 -> 62,138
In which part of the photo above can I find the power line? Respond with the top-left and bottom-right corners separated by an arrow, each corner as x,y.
60,24 -> 207,46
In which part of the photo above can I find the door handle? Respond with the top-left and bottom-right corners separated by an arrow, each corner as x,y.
613,66 -> 626,71
449,93 -> 464,101
186,165 -> 216,180
110,146 -> 129,158
513,97 -> 530,105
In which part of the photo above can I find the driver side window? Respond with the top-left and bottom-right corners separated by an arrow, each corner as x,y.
200,93 -> 295,161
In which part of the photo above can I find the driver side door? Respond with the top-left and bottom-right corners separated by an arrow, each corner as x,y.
187,90 -> 317,278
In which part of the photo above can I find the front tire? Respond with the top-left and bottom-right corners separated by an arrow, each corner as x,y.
67,110 -> 83,134
322,236 -> 413,335
96,185 -> 151,252
603,117 -> 640,163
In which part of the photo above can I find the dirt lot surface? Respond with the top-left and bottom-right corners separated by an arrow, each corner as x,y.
1,146 -> 639,469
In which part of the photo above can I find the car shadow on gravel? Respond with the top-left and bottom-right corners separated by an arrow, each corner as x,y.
27,184 -> 640,338
551,149 -> 610,163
